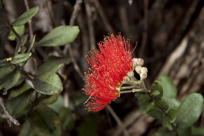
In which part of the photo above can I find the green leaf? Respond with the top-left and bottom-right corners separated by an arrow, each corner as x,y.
135,93 -> 153,113
158,75 -> 177,98
27,35 -> 36,52
12,7 -> 39,26
151,128 -> 177,136
48,96 -> 64,113
0,65 -> 15,78
59,107 -> 75,130
15,35 -> 28,53
42,95 -> 59,105
11,53 -> 31,64
19,120 -> 31,136
164,98 -> 180,110
37,56 -> 71,75
8,25 -> 25,40
48,96 -> 75,130
19,105 -> 61,136
8,83 -> 31,99
0,69 -> 22,94
34,105 -> 61,132
6,91 -> 34,117
175,93 -> 203,128
151,81 -> 163,99
31,73 -> 63,95
38,26 -> 80,47
0,53 -> 31,67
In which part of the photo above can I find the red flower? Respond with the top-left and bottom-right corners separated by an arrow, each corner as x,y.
84,34 -> 133,112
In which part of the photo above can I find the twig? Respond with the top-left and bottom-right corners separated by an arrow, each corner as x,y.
120,89 -> 145,94
139,0 -> 148,57
150,0 -> 201,79
62,0 -> 84,107
119,5 -> 130,37
46,0 -> 57,27
5,21 -> 22,55
107,106 -> 130,136
23,0 -> 34,42
85,2 -> 96,49
69,0 -> 83,26
0,97 -> 20,126
63,0 -> 84,79
94,0 -> 114,33
7,22 -> 21,40
77,13 -> 89,70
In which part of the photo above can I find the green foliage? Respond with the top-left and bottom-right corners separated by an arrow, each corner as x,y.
135,76 -> 181,129
31,73 -> 63,95
37,56 -> 71,75
0,4 -> 81,136
135,93 -> 153,113
0,68 -> 22,94
150,128 -> 176,136
27,35 -> 36,52
11,53 -> 32,64
6,91 -> 34,117
8,83 -> 31,99
8,25 -> 25,40
175,93 -> 203,128
150,81 -> 163,99
158,75 -> 177,98
0,65 -> 15,78
19,105 -> 61,136
59,107 -> 75,130
12,7 -> 39,26
136,75 -> 204,135
30,56 -> 70,95
48,96 -> 64,112
38,26 -> 80,47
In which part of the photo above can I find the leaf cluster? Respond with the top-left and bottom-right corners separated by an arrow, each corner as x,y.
135,75 -> 204,136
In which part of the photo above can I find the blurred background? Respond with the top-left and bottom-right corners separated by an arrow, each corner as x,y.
0,0 -> 204,136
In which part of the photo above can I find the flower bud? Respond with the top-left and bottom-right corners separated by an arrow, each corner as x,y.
141,67 -> 148,74
140,73 -> 147,80
127,71 -> 134,77
135,66 -> 142,74
133,58 -> 144,68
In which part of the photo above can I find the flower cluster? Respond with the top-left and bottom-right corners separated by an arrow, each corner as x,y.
84,34 -> 147,112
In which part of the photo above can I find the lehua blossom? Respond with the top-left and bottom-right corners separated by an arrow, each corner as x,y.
83,34 -> 148,112
83,34 -> 133,112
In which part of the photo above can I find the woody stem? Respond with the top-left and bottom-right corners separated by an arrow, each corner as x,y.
120,89 -> 145,94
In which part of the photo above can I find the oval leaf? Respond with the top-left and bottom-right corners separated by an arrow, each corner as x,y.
8,25 -> 25,40
12,7 -> 39,26
159,75 -> 177,98
0,69 -> 22,94
6,91 -> 34,117
19,105 -> 61,136
27,35 -> 36,52
175,93 -> 203,128
151,81 -> 163,99
8,83 -> 31,99
11,53 -> 32,64
37,56 -> 71,75
38,26 -> 80,47
31,73 -> 63,95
